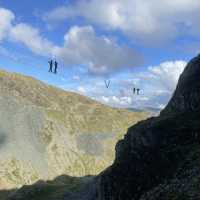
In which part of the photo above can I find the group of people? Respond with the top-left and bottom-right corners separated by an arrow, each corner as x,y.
133,88 -> 140,95
48,61 -> 141,95
48,60 -> 58,74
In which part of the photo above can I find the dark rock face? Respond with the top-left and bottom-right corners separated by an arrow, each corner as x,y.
95,55 -> 200,200
162,54 -> 200,115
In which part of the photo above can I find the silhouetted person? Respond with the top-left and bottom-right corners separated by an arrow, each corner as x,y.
54,60 -> 58,74
48,60 -> 53,73
133,88 -> 136,94
137,88 -> 140,95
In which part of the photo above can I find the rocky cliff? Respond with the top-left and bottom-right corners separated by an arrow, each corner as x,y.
94,54 -> 200,200
162,55 -> 200,115
0,70 -> 147,190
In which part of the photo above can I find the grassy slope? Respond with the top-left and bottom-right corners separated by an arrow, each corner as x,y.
0,69 -> 148,189
0,69 -> 147,133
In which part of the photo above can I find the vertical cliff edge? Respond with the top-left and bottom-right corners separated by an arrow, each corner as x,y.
95,54 -> 200,200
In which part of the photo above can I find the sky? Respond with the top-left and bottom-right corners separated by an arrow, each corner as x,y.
0,0 -> 199,110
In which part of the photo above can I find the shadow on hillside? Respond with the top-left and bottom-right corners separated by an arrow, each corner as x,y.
0,174 -> 94,200
0,189 -> 16,200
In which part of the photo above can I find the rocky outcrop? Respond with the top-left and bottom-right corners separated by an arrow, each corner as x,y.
0,70 -> 147,190
162,54 -> 200,115
94,54 -> 200,200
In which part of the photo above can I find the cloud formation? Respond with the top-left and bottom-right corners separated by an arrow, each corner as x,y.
0,8 -> 14,41
87,60 -> 187,109
148,60 -> 186,92
0,6 -> 189,109
44,0 -> 200,44
0,7 -> 142,76
54,26 -> 142,75
10,23 -> 55,57
0,8 -> 54,57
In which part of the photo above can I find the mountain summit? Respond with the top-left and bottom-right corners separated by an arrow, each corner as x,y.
162,54 -> 200,114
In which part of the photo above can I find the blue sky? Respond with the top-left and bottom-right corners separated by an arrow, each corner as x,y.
0,0 -> 199,109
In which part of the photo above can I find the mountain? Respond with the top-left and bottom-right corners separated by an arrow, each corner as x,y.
128,107 -> 161,115
93,54 -> 200,199
27,53 -> 199,200
3,54 -> 200,200
0,70 -> 147,190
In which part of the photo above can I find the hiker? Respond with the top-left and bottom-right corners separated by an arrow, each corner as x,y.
48,60 -> 53,73
54,60 -> 58,74
133,88 -> 136,94
136,88 -> 140,95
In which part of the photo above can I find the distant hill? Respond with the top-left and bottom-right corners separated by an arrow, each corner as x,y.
128,107 -> 161,115
0,70 -> 147,189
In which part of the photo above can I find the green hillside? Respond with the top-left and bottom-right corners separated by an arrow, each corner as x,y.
0,70 -> 147,189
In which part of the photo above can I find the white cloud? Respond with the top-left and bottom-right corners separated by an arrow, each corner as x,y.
88,60 -> 187,109
44,0 -> 200,44
9,23 -> 55,57
0,7 -> 189,110
148,60 -> 186,91
0,8 -> 55,57
101,95 -> 132,107
129,60 -> 187,108
54,26 -> 142,75
77,86 -> 87,94
101,96 -> 110,103
0,7 -> 142,76
0,8 -> 14,41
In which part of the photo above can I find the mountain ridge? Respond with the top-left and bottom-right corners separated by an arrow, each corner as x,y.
0,69 -> 147,190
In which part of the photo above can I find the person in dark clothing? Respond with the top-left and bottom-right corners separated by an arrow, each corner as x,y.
133,88 -> 136,94
137,88 -> 140,95
48,60 -> 53,72
54,60 -> 58,74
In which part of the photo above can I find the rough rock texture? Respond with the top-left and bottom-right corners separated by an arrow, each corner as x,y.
0,70 -> 147,190
162,54 -> 200,115
93,54 -> 200,200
